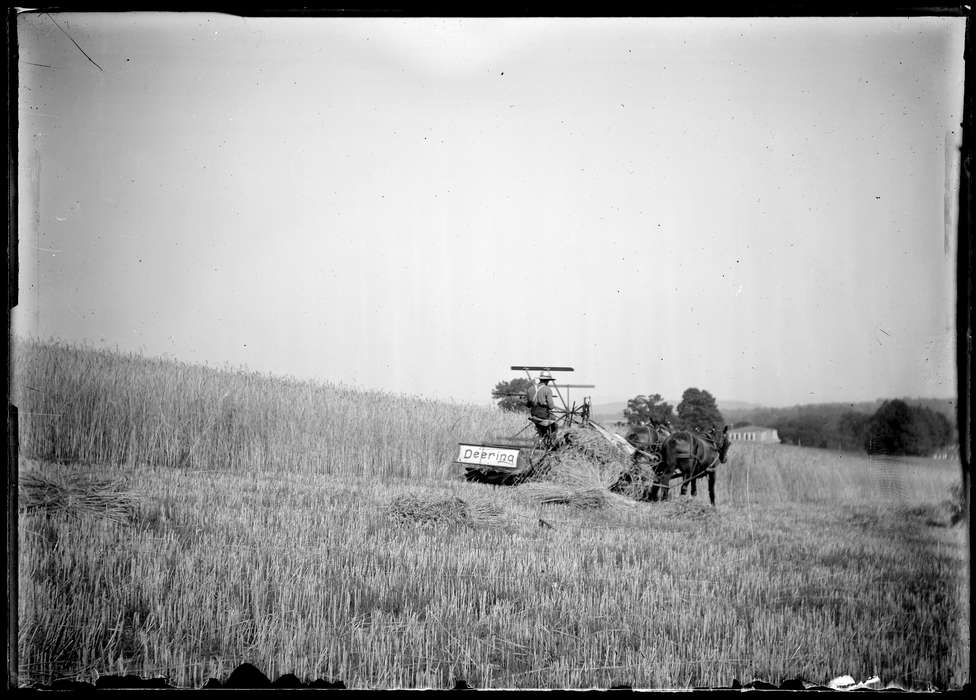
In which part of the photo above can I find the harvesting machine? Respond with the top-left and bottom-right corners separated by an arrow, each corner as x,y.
456,365 -> 651,485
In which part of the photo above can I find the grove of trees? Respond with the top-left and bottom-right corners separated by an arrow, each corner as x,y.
675,388 -> 724,433
769,410 -> 869,450
863,399 -> 953,456
491,377 -> 533,413
624,388 -> 725,433
623,394 -> 674,426
730,398 -> 955,455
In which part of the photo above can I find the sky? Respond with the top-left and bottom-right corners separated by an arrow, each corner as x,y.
15,14 -> 964,408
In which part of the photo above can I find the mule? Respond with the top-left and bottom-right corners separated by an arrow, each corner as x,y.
651,425 -> 731,505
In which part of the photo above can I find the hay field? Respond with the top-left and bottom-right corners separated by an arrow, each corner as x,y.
13,340 -> 970,689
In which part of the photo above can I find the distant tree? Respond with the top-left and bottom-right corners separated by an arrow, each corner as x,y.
774,415 -> 830,448
623,394 -> 675,427
675,388 -> 724,433
835,412 -> 869,450
863,399 -> 952,456
916,406 -> 953,450
732,420 -> 751,429
491,377 -> 533,413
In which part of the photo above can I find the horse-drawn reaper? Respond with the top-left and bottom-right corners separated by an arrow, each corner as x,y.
456,366 -> 731,504
456,365 -> 612,485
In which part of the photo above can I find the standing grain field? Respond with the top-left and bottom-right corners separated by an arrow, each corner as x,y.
13,340 -> 970,689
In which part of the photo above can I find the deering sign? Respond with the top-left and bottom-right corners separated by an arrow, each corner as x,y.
456,444 -> 520,469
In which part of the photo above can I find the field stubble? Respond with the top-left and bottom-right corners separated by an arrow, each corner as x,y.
13,340 -> 971,689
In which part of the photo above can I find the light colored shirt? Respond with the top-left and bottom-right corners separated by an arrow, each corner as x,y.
528,382 -> 555,418
534,383 -> 554,408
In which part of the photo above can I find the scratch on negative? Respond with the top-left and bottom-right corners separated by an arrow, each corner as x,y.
46,13 -> 103,72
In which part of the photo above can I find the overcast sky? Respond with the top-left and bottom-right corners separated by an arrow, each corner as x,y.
15,14 -> 964,408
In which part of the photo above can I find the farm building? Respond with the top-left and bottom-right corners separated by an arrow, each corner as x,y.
931,444 -> 960,460
729,425 -> 781,443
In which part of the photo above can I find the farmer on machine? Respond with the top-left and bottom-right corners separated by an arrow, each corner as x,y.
527,371 -> 558,445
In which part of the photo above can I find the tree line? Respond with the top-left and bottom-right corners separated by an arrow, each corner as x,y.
732,399 -> 954,456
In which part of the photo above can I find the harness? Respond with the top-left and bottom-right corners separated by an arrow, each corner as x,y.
701,435 -> 721,472
703,451 -> 720,474
627,425 -> 665,465
527,384 -> 552,420
660,434 -> 722,487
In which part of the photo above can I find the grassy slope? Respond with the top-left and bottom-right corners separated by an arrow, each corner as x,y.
12,338 -> 525,479
13,341 -> 970,689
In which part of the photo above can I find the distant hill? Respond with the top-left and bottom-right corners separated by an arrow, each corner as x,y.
724,398 -> 957,429
589,401 -> 630,423
907,397 -> 958,422
717,400 -> 762,413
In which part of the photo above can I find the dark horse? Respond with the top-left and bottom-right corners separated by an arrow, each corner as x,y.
611,423 -> 671,498
624,423 -> 671,458
651,425 -> 731,505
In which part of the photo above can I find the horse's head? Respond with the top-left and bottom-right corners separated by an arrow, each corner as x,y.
717,425 -> 731,463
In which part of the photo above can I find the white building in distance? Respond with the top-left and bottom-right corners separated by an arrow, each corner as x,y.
729,425 -> 781,443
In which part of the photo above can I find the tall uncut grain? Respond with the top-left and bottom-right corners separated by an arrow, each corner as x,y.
13,338 -> 524,480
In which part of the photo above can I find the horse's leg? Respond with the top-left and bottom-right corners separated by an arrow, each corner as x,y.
652,454 -> 672,502
708,470 -> 716,506
660,472 -> 671,501
656,469 -> 668,501
671,459 -> 689,500
689,475 -> 698,498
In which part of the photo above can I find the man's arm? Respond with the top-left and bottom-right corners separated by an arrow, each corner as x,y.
544,385 -> 555,409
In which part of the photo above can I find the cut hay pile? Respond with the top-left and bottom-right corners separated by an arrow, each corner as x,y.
386,494 -> 508,527
387,494 -> 470,526
556,427 -> 632,471
517,482 -> 611,510
659,496 -> 714,521
19,469 -> 139,524
517,427 -> 648,510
